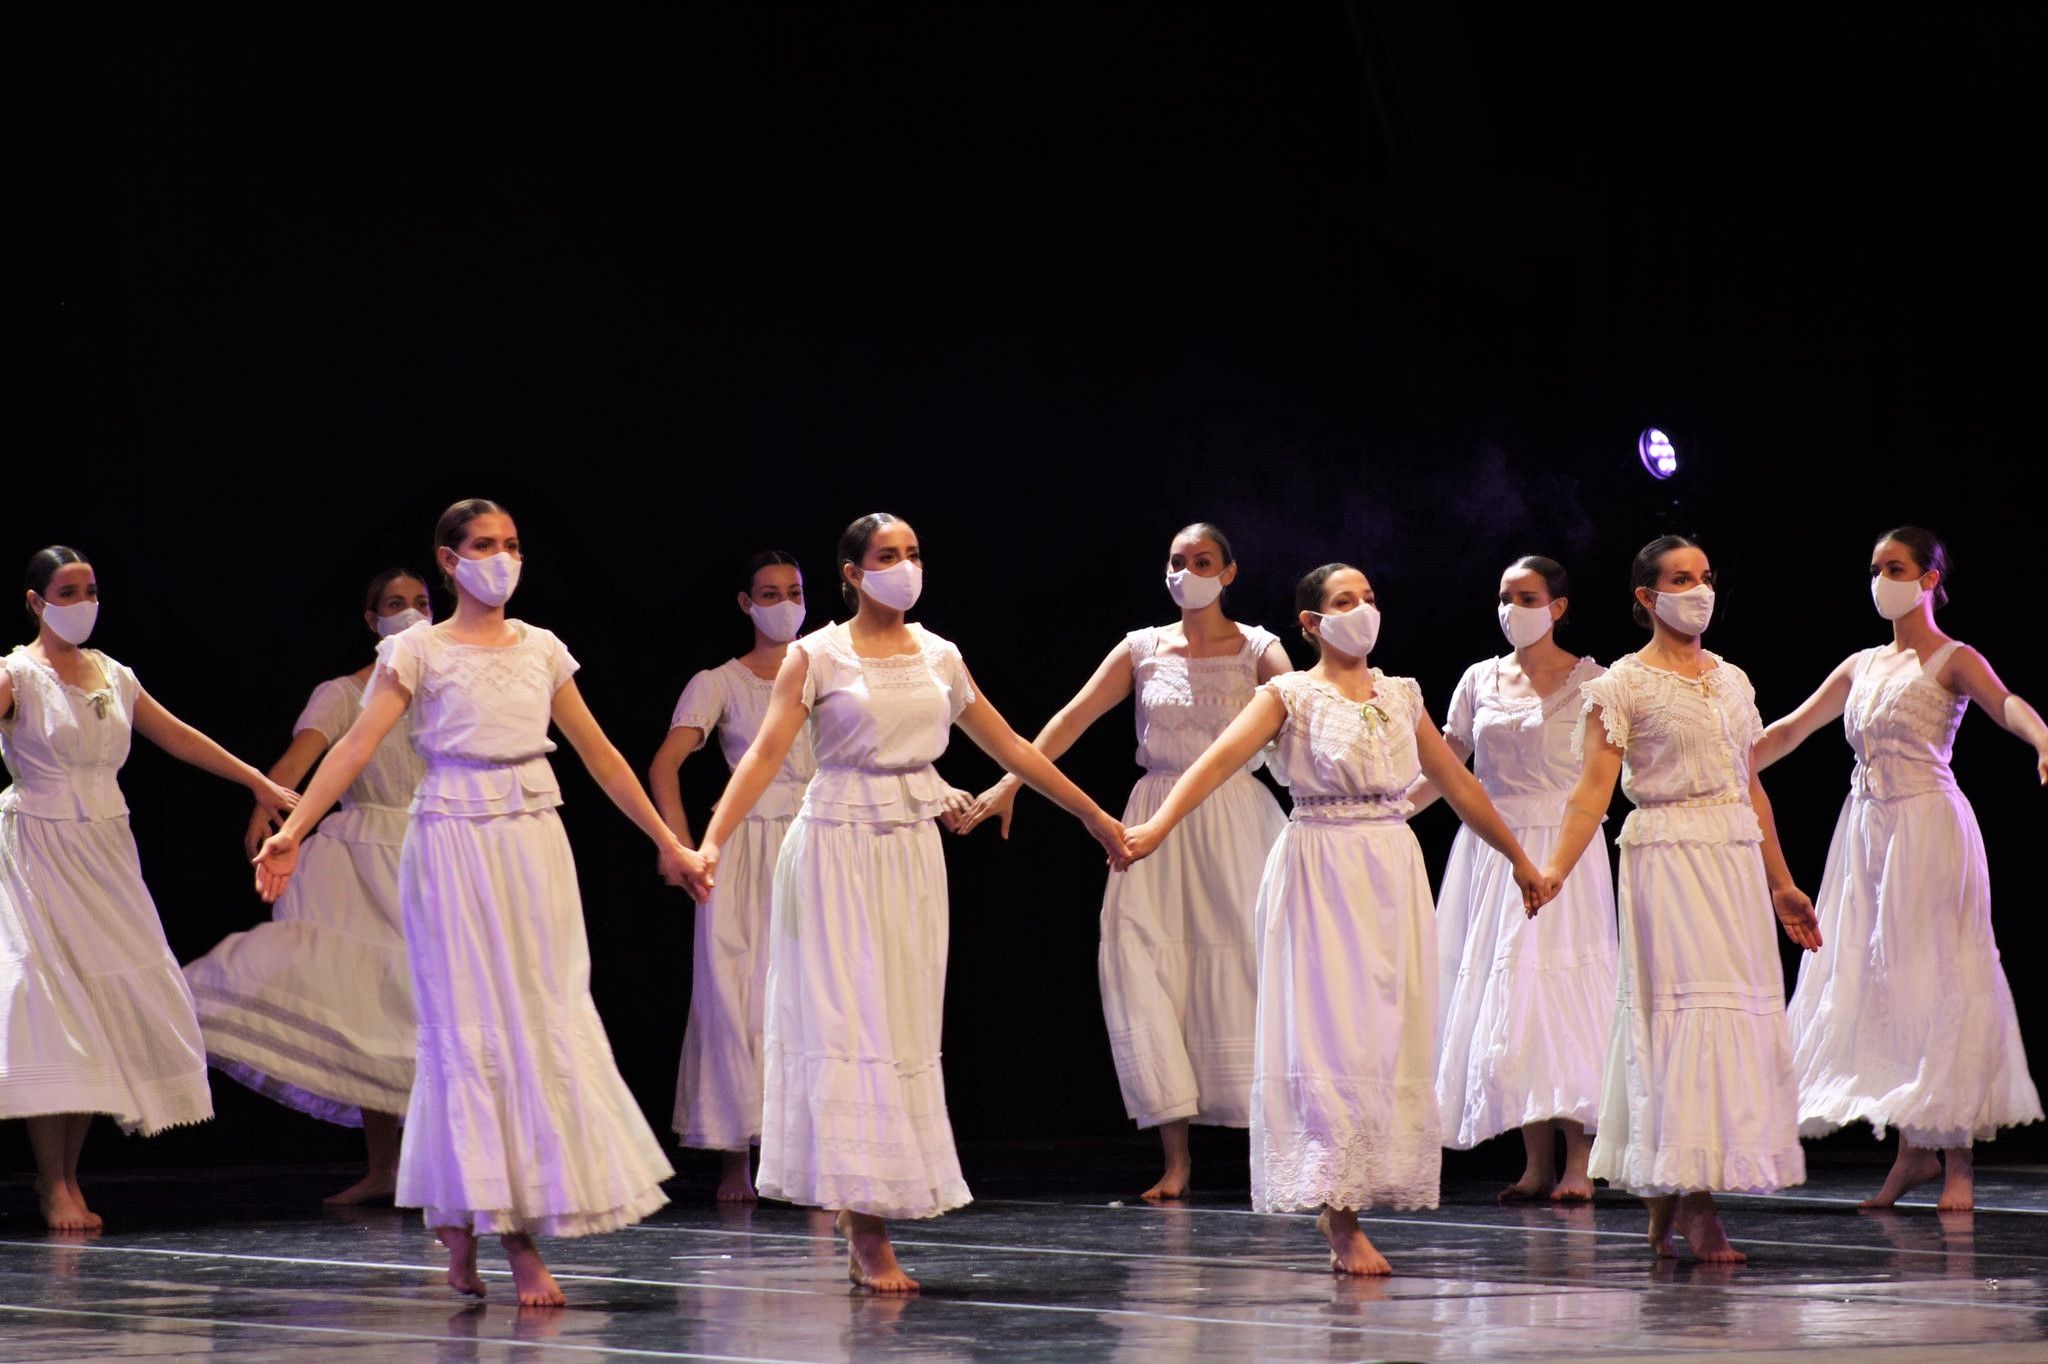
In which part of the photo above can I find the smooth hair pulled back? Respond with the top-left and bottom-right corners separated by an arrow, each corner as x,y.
364,567 -> 428,615
741,550 -> 802,595
1294,561 -> 1357,654
1876,526 -> 1951,610
433,498 -> 509,588
837,512 -> 902,609
1173,522 -> 1236,567
24,546 -> 88,622
1629,534 -> 1702,629
1508,554 -> 1570,629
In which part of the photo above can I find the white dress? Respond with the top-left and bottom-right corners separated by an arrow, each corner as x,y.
1251,671 -> 1440,1213
1576,654 -> 1805,1195
1436,656 -> 1617,1149
670,657 -> 817,1151
372,622 -> 673,1236
0,648 -> 212,1135
184,673 -> 424,1125
1788,641 -> 2042,1148
1100,625 -> 1286,1130
758,622 -> 976,1219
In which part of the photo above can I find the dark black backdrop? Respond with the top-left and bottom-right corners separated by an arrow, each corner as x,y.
11,6 -> 2045,1175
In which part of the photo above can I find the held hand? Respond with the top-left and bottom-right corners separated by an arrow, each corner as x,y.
938,785 -> 976,835
1080,808 -> 1128,869
659,839 -> 711,901
1120,819 -> 1165,868
253,778 -> 301,823
1512,861 -> 1552,917
251,830 -> 301,904
1772,885 -> 1823,952
694,840 -> 722,905
243,805 -> 279,862
956,779 -> 1020,838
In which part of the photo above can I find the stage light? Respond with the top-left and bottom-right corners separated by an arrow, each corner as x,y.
1638,428 -> 1678,479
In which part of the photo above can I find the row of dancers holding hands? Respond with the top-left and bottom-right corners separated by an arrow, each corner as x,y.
2,502 -> 2041,1302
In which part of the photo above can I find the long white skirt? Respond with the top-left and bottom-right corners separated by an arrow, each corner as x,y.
1590,833 -> 1805,1195
1789,788 -> 2041,1148
674,811 -> 792,1150
1436,822 -> 1617,1148
1251,817 -> 1441,1213
184,805 -> 416,1126
397,809 -> 673,1237
757,812 -> 968,1220
1100,770 -> 1282,1129
0,810 -> 212,1135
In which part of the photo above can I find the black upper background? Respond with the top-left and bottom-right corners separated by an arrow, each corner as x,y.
11,6 -> 2045,1171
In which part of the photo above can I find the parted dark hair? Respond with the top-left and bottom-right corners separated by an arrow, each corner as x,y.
1876,526 -> 1951,610
1174,522 -> 1236,567
434,498 -> 509,586
364,567 -> 428,616
1508,554 -> 1571,629
742,550 -> 802,594
24,546 -> 89,622
1295,561 -> 1358,654
1630,534 -> 1702,629
838,512 -> 904,609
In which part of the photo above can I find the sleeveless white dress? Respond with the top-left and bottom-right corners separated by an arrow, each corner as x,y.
757,622 -> 976,1218
1251,671 -> 1440,1212
1436,656 -> 1617,1148
1099,625 -> 1286,1130
1789,641 -> 2042,1148
0,648 -> 212,1135
669,657 -> 817,1151
372,622 -> 673,1236
1576,654 -> 1805,1194
185,673 -> 424,1124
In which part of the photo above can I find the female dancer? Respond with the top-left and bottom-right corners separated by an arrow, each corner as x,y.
3,546 -> 298,1230
694,512 -> 1127,1294
254,500 -> 702,1308
184,568 -> 432,1206
961,523 -> 1288,1200
1123,563 -> 1551,1275
1756,527 -> 2044,1211
651,550 -> 817,1203
1414,556 -> 1615,1202
1545,535 -> 1821,1262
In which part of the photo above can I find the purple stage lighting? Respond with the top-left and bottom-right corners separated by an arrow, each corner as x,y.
1638,428 -> 1678,479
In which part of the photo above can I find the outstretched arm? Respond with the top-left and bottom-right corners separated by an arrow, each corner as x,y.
1749,761 -> 1821,951
1753,655 -> 1857,772
958,639 -> 1133,837
954,684 -> 1126,861
1406,733 -> 1472,816
133,691 -> 299,818
1415,717 -> 1549,912
1122,689 -> 1287,862
649,725 -> 705,849
244,728 -> 334,859
1944,647 -> 2048,785
700,651 -> 811,857
1543,706 -> 1623,884
253,685 -> 410,902
551,680 -> 704,893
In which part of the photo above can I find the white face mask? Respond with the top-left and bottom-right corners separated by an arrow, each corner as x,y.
1165,567 -> 1226,611
857,559 -> 923,611
376,607 -> 430,637
37,598 -> 98,646
749,599 -> 806,642
1315,601 -> 1380,658
1498,601 -> 1554,650
1871,574 -> 1927,622
452,552 -> 521,607
1650,582 -> 1715,636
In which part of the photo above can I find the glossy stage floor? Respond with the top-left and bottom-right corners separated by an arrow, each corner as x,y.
3,1139 -> 2045,1362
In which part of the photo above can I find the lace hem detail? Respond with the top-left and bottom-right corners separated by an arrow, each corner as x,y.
1253,1130 -> 1441,1212
1589,1140 -> 1805,1196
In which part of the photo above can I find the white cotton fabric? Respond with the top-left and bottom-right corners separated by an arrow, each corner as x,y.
1100,625 -> 1284,1129
1436,656 -> 1617,1149
371,622 -> 673,1237
1789,642 -> 2042,1148
1251,670 -> 1440,1213
185,674 -> 424,1125
1575,653 -> 1805,1195
670,658 -> 817,1150
758,622 -> 976,1219
0,648 -> 212,1135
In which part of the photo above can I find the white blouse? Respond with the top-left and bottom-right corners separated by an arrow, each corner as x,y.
295,674 -> 427,817
795,622 -> 975,825
1263,670 -> 1425,820
1574,652 -> 1765,846
0,648 -> 142,823
671,658 -> 817,822
1129,625 -> 1279,777
1444,655 -> 1605,826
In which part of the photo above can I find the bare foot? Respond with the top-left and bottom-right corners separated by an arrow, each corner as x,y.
324,1170 -> 398,1207
36,1179 -> 98,1233
1645,1195 -> 1678,1258
1140,1171 -> 1190,1201
1938,1147 -> 1975,1213
1549,1173 -> 1595,1202
716,1150 -> 758,1204
1498,1172 -> 1554,1203
435,1226 -> 486,1299
1860,1146 -> 1942,1209
1315,1208 -> 1391,1276
503,1233 -> 566,1308
64,1180 -> 103,1229
835,1211 -> 919,1293
1673,1193 -> 1746,1264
